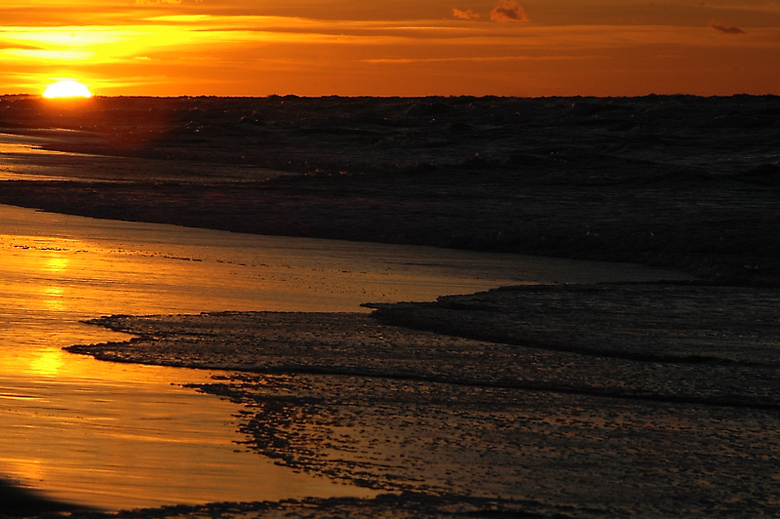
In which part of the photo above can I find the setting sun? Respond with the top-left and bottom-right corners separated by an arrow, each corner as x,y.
42,80 -> 92,98
0,0 -> 777,97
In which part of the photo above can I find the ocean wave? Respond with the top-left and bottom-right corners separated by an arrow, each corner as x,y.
2,95 -> 778,178
1,95 -> 778,285
69,281 -> 780,410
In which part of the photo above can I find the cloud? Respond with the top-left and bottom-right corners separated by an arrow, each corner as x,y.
490,1 -> 529,22
452,8 -> 480,20
709,20 -> 745,34
135,0 -> 182,5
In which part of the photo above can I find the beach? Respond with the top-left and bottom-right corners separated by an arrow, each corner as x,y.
0,95 -> 778,518
66,284 -> 780,518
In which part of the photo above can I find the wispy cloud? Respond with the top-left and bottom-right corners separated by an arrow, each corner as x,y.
0,1 -> 776,96
136,0 -> 183,5
490,1 -> 528,22
365,55 -> 579,64
452,8 -> 480,20
709,20 -> 745,34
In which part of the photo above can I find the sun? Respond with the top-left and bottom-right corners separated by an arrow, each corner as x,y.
42,80 -> 93,99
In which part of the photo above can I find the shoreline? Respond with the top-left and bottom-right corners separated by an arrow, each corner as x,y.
56,281 -> 780,518
2,95 -> 778,517
1,198 -> 776,517
1,202 -> 692,516
0,178 -> 775,287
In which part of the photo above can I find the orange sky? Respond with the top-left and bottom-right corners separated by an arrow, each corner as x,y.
1,0 -> 779,97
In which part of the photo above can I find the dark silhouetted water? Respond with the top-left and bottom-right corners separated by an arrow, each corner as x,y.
0,95 -> 778,285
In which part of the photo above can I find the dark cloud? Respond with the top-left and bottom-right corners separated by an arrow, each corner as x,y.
452,8 -> 480,20
709,20 -> 745,35
490,1 -> 528,23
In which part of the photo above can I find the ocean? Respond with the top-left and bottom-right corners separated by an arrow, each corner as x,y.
0,94 -> 778,285
0,95 -> 778,518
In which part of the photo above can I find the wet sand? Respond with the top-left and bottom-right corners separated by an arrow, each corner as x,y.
0,203 -> 692,516
64,283 -> 780,518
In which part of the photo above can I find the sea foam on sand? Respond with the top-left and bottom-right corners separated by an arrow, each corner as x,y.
65,282 -> 780,519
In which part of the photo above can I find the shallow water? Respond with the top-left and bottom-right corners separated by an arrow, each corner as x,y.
0,203 -> 689,511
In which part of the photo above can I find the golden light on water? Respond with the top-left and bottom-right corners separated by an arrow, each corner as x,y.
41,286 -> 66,311
42,80 -> 92,98
28,348 -> 65,377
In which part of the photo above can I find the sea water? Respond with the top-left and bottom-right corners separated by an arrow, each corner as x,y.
0,94 -> 775,512
0,95 -> 777,283
0,202 -> 689,511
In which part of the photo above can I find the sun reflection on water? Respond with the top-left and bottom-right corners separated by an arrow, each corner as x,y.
1,206 -> 530,510
41,286 -> 65,311
0,202 -> 686,511
28,349 -> 65,377
44,255 -> 69,273
4,459 -> 47,491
